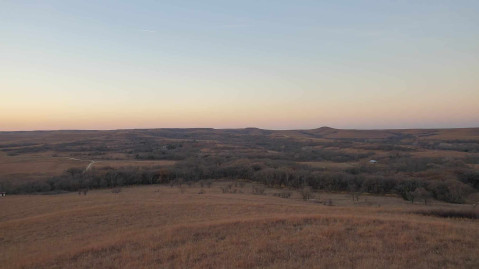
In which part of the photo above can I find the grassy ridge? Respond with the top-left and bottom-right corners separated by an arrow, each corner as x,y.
1,184 -> 478,268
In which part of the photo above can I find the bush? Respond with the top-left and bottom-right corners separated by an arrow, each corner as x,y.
411,187 -> 432,205
252,185 -> 266,195
325,199 -> 334,206
300,187 -> 313,200
415,209 -> 479,219
220,184 -> 234,193
457,170 -> 479,189
428,180 -> 473,204
274,191 -> 292,198
111,188 -> 122,193
394,179 -> 424,202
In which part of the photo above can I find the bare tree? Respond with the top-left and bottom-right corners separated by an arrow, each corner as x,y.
179,184 -> 186,194
349,184 -> 362,202
300,187 -> 313,201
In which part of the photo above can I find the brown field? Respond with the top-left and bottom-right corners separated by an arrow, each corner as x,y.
88,160 -> 177,170
1,184 -> 478,269
0,152 -> 175,181
0,152 -> 87,180
1,127 -> 478,268
298,161 -> 357,169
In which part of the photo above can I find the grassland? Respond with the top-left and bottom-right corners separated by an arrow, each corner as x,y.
0,127 -> 478,268
1,183 -> 478,269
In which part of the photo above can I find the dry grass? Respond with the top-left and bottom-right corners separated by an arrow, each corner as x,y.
0,152 -> 86,180
422,128 -> 479,140
1,184 -> 478,269
91,160 -> 177,169
299,161 -> 357,169
0,152 -> 176,182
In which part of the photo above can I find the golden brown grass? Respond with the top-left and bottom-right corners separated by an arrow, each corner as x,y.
1,184 -> 478,269
298,161 -> 357,169
0,152 -> 176,181
0,152 -> 86,180
91,160 -> 177,169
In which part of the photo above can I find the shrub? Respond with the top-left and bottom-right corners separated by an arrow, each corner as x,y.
274,191 -> 292,198
415,209 -> 479,219
220,184 -> 234,193
394,179 -> 424,202
457,170 -> 479,190
111,188 -> 122,193
411,187 -> 432,205
252,185 -> 266,195
428,180 -> 473,204
300,187 -> 313,200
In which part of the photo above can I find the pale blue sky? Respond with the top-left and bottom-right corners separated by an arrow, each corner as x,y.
1,1 -> 478,130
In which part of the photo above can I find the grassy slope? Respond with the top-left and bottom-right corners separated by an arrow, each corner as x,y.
1,184 -> 478,269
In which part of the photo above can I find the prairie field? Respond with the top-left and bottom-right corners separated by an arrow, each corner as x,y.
1,184 -> 478,269
1,127 -> 479,268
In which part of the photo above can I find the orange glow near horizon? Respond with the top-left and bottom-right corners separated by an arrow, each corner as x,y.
2,86 -> 478,131
1,1 -> 479,131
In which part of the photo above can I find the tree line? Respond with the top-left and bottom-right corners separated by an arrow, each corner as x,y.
1,157 -> 476,203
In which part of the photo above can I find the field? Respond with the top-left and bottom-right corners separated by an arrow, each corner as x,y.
1,183 -> 478,269
1,127 -> 479,268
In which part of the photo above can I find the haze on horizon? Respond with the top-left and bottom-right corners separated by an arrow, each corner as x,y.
1,0 -> 478,131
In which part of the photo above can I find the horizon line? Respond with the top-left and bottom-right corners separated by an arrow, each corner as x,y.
1,126 -> 479,133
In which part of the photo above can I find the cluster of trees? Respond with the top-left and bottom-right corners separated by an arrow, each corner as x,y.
1,156 -> 476,203
419,140 -> 479,153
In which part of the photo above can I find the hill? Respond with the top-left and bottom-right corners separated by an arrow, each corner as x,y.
1,184 -> 478,268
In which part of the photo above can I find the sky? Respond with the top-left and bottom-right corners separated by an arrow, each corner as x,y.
1,0 -> 478,131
